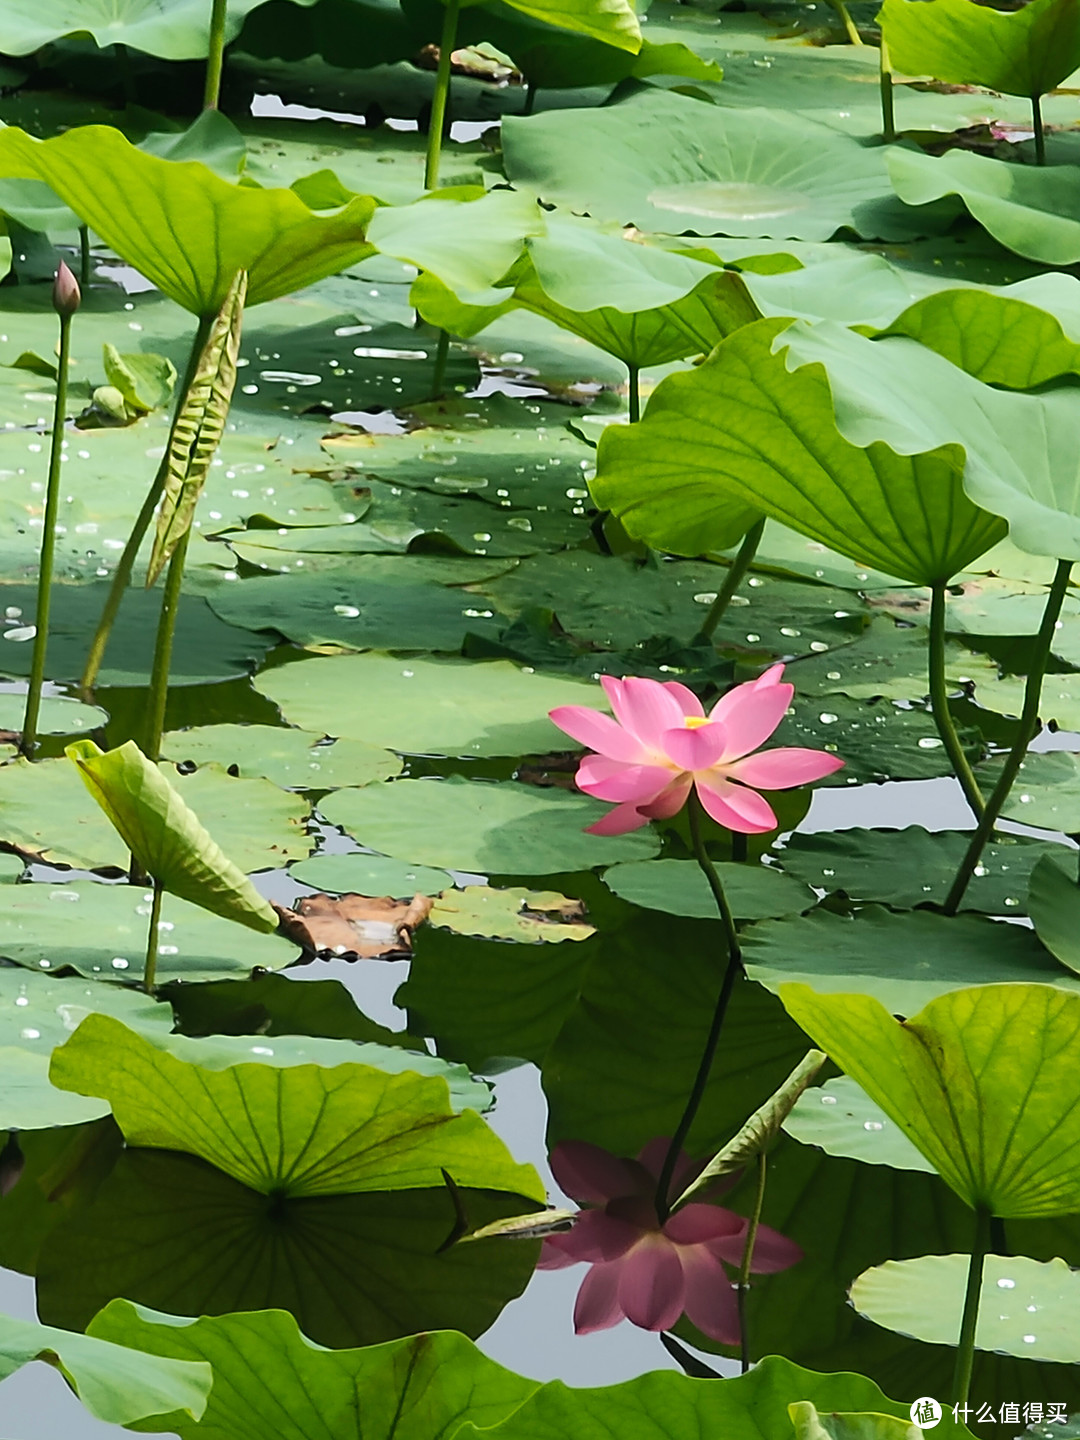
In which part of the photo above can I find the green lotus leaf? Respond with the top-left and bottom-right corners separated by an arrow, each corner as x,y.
744,906 -> 1078,1015
429,885 -> 595,942
454,1353 -> 973,1440
502,89 -> 942,242
289,851 -> 453,898
789,1402 -> 922,1440
256,653 -> 614,758
0,692 -> 105,736
851,1253 -> 1080,1363
1028,854 -> 1080,975
161,724 -> 401,790
102,344 -> 177,415
784,1076 -> 936,1174
0,124 -> 378,315
878,279 -> 1080,388
88,1302 -> 538,1440
777,318 -> 1080,562
414,220 -> 736,370
880,0 -> 1080,99
0,754 -> 310,872
888,147 -> 1080,267
33,1150 -> 537,1351
602,858 -> 814,920
779,982 -> 1080,1217
0,881 -> 297,985
0,1308 -> 209,1428
50,1013 -> 544,1200
473,0 -> 641,51
777,828 -> 1066,914
0,0 -> 315,57
320,775 -> 659,873
978,748 -> 1080,832
593,317 -> 1005,582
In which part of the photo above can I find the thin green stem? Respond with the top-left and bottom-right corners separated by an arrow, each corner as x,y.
143,528 -> 191,764
654,792 -> 743,1222
80,315 -> 212,694
203,0 -> 229,111
21,310 -> 72,758
928,580 -> 985,821
1032,94 -> 1045,165
697,518 -> 766,643
945,558 -> 1072,914
627,364 -> 640,424
522,82 -> 538,116
879,37 -> 896,142
951,1205 -> 991,1407
79,226 -> 91,290
143,879 -> 164,992
737,1152 -> 768,1373
831,0 -> 863,44
430,327 -> 451,398
424,0 -> 461,190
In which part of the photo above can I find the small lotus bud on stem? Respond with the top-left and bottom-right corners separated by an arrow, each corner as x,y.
52,259 -> 81,317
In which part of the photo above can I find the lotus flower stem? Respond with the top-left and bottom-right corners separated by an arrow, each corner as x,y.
203,0 -> 229,111
627,364 -> 641,423
654,792 -> 743,1221
830,0 -> 863,45
430,328 -> 451,398
697,518 -> 766,643
424,0 -> 462,190
736,1151 -> 768,1373
1032,95 -> 1045,165
80,314 -> 213,694
945,557 -> 1072,914
928,580 -> 985,820
879,37 -> 896,142
143,878 -> 164,991
952,1204 -> 991,1406
22,265 -> 78,758
78,226 -> 91,290
144,529 -> 191,764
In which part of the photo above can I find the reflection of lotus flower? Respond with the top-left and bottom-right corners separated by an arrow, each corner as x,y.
539,1139 -> 801,1341
550,666 -> 843,835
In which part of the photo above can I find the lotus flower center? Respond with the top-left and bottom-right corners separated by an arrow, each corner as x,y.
684,716 -> 710,729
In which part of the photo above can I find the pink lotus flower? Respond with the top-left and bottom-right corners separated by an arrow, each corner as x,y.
539,1138 -> 801,1341
550,666 -> 843,835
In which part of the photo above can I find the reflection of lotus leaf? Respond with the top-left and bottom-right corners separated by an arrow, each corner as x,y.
648,181 -> 810,221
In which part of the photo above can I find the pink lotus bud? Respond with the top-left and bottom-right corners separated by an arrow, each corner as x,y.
52,260 -> 81,317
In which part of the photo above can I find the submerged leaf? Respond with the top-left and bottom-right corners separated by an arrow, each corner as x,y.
66,740 -> 278,934
148,270 -> 246,586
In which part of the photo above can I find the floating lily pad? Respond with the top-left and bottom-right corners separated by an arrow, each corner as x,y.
777,828 -> 1067,914
602,859 -> 814,920
0,757 -> 311,871
784,616 -> 996,703
502,90 -> 943,242
256,654 -> 611,757
0,882 -> 298,985
0,582 -> 270,687
204,564 -> 508,653
289,851 -> 453,898
161,724 -> 401,790
851,1254 -> 1080,1363
1028,854 -> 1080,975
429,886 -> 594,942
978,750 -> 1080,833
784,1076 -> 936,1174
742,905 -> 1077,1015
319,776 -> 660,874
771,695 -> 977,787
51,1014 -> 544,1200
0,692 -> 106,736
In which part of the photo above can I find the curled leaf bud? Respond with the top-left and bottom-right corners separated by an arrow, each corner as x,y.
53,259 -> 81,317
